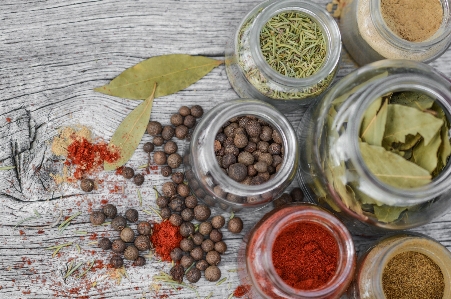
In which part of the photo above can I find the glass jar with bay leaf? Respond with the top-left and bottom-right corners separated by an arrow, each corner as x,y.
340,0 -> 451,66
297,59 -> 451,235
225,0 -> 341,113
183,99 -> 299,212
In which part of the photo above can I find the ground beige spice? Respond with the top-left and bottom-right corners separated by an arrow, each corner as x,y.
381,0 -> 443,42
382,251 -> 445,299
51,126 -> 92,156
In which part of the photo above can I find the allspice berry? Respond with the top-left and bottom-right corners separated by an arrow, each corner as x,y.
110,255 -> 124,269
190,105 -> 204,118
290,187 -> 304,202
167,153 -> 182,169
134,235 -> 151,251
161,166 -> 172,177
196,259 -> 209,271
120,227 -> 135,243
194,204 -> 211,221
205,266 -> 221,282
164,141 -> 178,155
153,151 -> 167,165
179,106 -> 191,116
184,115 -> 196,128
98,237 -> 112,250
228,217 -> 243,234
209,229 -> 223,242
80,178 -> 95,192
122,167 -> 134,179
192,233 -> 204,246
228,163 -> 247,182
156,196 -> 169,208
111,216 -> 127,231
170,247 -> 183,262
162,125 -> 175,140
170,113 -> 184,126
180,238 -> 195,252
184,195 -> 198,209
169,196 -> 185,212
90,211 -> 105,225
201,239 -> 214,253
169,213 -> 183,227
133,256 -> 146,267
133,174 -> 145,186
186,268 -> 201,283
162,182 -> 177,197
125,208 -> 139,222
102,204 -> 117,219
175,125 -> 189,139
206,250 -> 221,266
112,239 -> 126,254
171,172 -> 184,184
153,136 -> 164,146
147,121 -> 162,136
198,222 -> 213,236
160,207 -> 171,220
211,215 -> 225,229
214,241 -> 227,254
181,208 -> 194,222
124,245 -> 139,261
177,184 -> 190,198
137,221 -> 152,235
143,142 -> 154,153
190,246 -> 204,261
170,265 -> 184,283
180,222 -> 195,237
180,255 -> 195,270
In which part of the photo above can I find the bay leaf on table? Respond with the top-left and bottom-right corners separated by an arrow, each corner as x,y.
411,131 -> 441,174
104,84 -> 157,171
390,91 -> 435,111
360,142 -> 431,188
360,97 -> 388,146
94,54 -> 223,99
383,104 -> 443,146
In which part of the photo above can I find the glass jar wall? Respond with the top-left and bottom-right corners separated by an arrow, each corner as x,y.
225,0 -> 341,113
297,59 -> 451,235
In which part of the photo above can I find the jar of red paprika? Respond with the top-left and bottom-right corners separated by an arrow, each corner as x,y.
242,203 -> 355,299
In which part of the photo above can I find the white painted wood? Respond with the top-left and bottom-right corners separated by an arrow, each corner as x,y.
1,0 -> 451,298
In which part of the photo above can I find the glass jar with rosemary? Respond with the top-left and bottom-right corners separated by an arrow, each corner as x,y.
225,0 -> 341,113
297,59 -> 451,235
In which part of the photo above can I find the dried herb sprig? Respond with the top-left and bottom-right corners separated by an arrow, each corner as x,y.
0,166 -> 15,170
58,211 -> 81,233
138,189 -> 143,206
64,261 -> 84,279
46,242 -> 73,258
77,260 -> 95,278
153,272 -> 199,298
143,207 -> 162,220
14,209 -> 41,228
216,277 -> 228,286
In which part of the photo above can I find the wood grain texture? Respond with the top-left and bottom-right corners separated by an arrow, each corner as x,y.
1,0 -> 451,298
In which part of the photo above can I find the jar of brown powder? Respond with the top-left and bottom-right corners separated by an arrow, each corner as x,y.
340,0 -> 451,65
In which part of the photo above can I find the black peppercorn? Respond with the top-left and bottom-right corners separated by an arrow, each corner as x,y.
80,178 -> 95,192
228,163 -> 247,182
111,239 -> 126,254
245,120 -> 262,137
162,125 -> 175,140
171,172 -> 184,184
153,136 -> 164,146
180,238 -> 195,252
156,196 -> 169,208
147,121 -> 162,136
179,106 -> 191,117
268,143 -> 282,155
190,246 -> 204,261
192,233 -> 204,246
170,265 -> 185,283
160,207 -> 171,220
123,167 -> 135,179
161,166 -> 172,177
137,221 -> 152,235
134,235 -> 151,251
169,196 -> 185,212
194,204 -> 211,222
181,208 -> 194,222
238,151 -> 254,166
186,268 -> 201,283
254,161 -> 268,173
125,208 -> 139,223
170,113 -> 184,126
273,193 -> 292,208
110,255 -> 124,269
170,247 -> 184,262
190,105 -> 204,118
177,184 -> 190,198
211,215 -> 225,229
163,141 -> 178,155
162,182 -> 177,197
90,211 -> 105,225
184,195 -> 198,209
221,154 -> 237,169
183,115 -> 196,128
290,187 -> 304,202
209,229 -> 223,242
272,129 -> 283,144
111,216 -> 127,231
205,266 -> 221,282
167,153 -> 182,169
143,142 -> 155,153
169,213 -> 183,227
98,237 -> 112,250
133,174 -> 145,186
102,204 -> 117,219
228,217 -> 243,234
201,239 -> 214,253
133,256 -> 146,267
214,241 -> 227,254
234,133 -> 248,149
175,125 -> 189,139
260,126 -> 273,141
198,222 -> 213,236
180,255 -> 195,270
124,245 -> 139,261
180,222 -> 195,237
206,250 -> 221,266
153,151 -> 167,165
120,227 -> 135,243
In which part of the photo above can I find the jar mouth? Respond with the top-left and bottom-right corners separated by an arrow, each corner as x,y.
190,99 -> 298,205
349,67 -> 451,206
265,205 -> 355,298
249,0 -> 341,87
371,0 -> 451,51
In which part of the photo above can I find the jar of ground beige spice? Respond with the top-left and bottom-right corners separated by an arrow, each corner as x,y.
349,233 -> 451,299
340,0 -> 451,65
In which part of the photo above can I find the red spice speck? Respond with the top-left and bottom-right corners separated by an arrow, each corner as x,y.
6,117 -> 11,123
234,285 -> 251,297
150,220 -> 183,261
100,199 -> 109,205
115,166 -> 124,175
109,185 -> 121,193
37,230 -> 44,234
89,233 -> 97,240
19,230 -> 25,236
22,290 -> 31,295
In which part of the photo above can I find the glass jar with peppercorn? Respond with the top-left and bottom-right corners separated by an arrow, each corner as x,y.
225,0 -> 341,113
297,59 -> 451,235
240,203 -> 355,299
184,99 -> 299,211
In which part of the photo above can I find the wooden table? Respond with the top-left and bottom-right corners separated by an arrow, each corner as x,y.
1,0 -> 451,298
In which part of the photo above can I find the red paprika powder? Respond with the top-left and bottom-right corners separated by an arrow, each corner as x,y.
272,222 -> 338,290
150,220 -> 183,261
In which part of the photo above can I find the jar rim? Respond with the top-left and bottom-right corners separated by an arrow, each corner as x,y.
249,0 -> 341,87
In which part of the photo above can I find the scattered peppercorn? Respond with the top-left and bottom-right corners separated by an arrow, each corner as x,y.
290,187 -> 304,202
175,125 -> 189,139
112,239 -> 126,254
186,268 -> 201,283
156,196 -> 169,208
134,235 -> 151,251
110,255 -> 124,269
162,125 -> 175,140
205,266 -> 221,282
164,141 -> 178,155
180,238 -> 195,252
171,172 -> 184,184
124,245 -> 139,261
120,227 -> 135,243
192,233 -> 204,246
153,136 -> 164,146
160,207 -> 171,220
90,211 -> 105,225
111,216 -> 127,231
137,221 -> 152,235
206,250 -> 221,266
214,241 -> 227,254
171,113 -> 184,126
184,195 -> 198,209
169,196 -> 185,212
180,222 -> 195,237
273,193 -> 293,208
196,259 -> 209,271
123,167 -> 135,179
170,264 -> 185,283
80,178 -> 95,192
133,256 -> 146,267
194,204 -> 211,222
125,208 -> 139,223
167,153 -> 182,169
228,217 -> 243,234
198,222 -> 213,236
177,184 -> 190,198
179,106 -> 191,116
190,246 -> 204,261
98,237 -> 112,250
147,121 -> 163,136
210,229 -> 223,242
102,204 -> 117,219
154,151 -> 167,165
143,142 -> 155,153
169,213 -> 183,227
170,247 -> 184,262
190,105 -> 204,118
161,166 -> 172,177
133,174 -> 145,186
162,182 -> 177,197
211,215 -> 225,229
180,255 -> 195,270
181,208 -> 194,222
201,239 -> 215,253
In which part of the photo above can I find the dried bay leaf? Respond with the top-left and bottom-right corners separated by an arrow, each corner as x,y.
396,133 -> 422,151
360,142 -> 431,188
411,132 -> 441,173
373,205 -> 408,223
383,104 -> 443,146
104,84 -> 157,171
360,98 -> 388,146
431,102 -> 451,166
390,91 -> 435,111
94,54 -> 223,100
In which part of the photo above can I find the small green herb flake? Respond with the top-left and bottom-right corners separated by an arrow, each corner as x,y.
0,166 -> 15,170
205,292 -> 213,299
216,277 -> 227,286
227,293 -> 234,299
137,164 -> 148,169
64,261 -> 84,279
58,212 -> 81,232
138,189 -> 143,206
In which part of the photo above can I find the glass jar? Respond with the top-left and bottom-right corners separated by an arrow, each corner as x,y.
225,0 -> 341,113
184,99 -> 298,211
297,59 -> 451,235
349,232 -> 451,298
341,0 -> 451,66
240,203 -> 355,299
